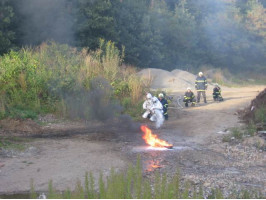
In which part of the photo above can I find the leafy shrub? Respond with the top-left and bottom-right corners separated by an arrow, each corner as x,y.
0,41 -> 148,120
7,107 -> 38,120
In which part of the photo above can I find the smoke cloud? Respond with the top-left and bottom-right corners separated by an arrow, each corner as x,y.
87,77 -> 123,121
16,0 -> 75,45
62,77 -> 123,122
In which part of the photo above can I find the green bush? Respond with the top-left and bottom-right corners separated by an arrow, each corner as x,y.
7,107 -> 38,120
121,97 -> 132,110
124,100 -> 144,121
0,41 -> 148,120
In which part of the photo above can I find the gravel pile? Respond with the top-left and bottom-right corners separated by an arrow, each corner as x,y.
138,68 -> 207,91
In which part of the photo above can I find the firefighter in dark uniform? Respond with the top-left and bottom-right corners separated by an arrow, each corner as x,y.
158,93 -> 168,120
183,87 -> 196,107
213,83 -> 223,101
195,72 -> 208,103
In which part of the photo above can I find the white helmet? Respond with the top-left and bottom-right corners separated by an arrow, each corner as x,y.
199,72 -> 203,76
158,93 -> 164,98
215,83 -> 219,86
187,87 -> 191,91
146,93 -> 152,99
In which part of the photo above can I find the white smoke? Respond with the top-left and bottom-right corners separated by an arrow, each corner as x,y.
150,109 -> 164,129
155,110 -> 164,128
17,0 -> 75,45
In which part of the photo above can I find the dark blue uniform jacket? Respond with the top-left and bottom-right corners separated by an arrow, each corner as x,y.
195,76 -> 207,91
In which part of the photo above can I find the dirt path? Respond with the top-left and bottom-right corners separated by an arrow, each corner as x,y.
0,86 -> 265,196
131,86 -> 266,196
166,87 -> 263,142
0,137 -> 127,194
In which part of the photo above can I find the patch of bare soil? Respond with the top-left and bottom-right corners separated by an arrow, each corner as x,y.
0,119 -> 42,135
0,118 -> 132,194
0,138 -> 127,193
0,86 -> 265,197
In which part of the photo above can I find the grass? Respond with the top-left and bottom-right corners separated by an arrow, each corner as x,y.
231,127 -> 244,140
222,127 -> 244,142
222,124 -> 258,143
254,106 -> 266,124
0,136 -> 28,151
244,122 -> 257,136
222,134 -> 232,143
7,107 -> 38,120
254,140 -> 265,151
28,157 -> 265,199
222,123 -> 266,151
0,41 -> 148,121
123,100 -> 144,121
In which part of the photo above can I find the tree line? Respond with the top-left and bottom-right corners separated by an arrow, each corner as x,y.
0,0 -> 265,73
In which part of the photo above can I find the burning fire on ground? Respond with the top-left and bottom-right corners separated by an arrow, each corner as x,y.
140,125 -> 173,149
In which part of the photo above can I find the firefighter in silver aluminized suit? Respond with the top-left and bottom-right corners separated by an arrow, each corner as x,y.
142,93 -> 164,128
142,93 -> 153,119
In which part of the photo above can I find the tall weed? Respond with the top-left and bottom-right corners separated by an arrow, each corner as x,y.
29,157 -> 265,199
0,41 -> 147,120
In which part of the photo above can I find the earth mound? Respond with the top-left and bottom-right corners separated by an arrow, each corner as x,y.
242,88 -> 266,130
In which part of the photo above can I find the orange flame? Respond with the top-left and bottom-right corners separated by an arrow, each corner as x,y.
140,125 -> 173,148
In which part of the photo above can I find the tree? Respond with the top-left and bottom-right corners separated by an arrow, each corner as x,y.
156,0 -> 197,69
199,2 -> 265,72
75,0 -> 118,50
0,0 -> 265,73
112,0 -> 151,67
0,0 -> 16,54
245,0 -> 266,38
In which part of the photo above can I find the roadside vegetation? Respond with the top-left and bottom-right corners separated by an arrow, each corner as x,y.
222,88 -> 265,151
0,41 -> 147,121
222,125 -> 256,143
28,157 -> 264,199
0,136 -> 28,151
222,118 -> 265,151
